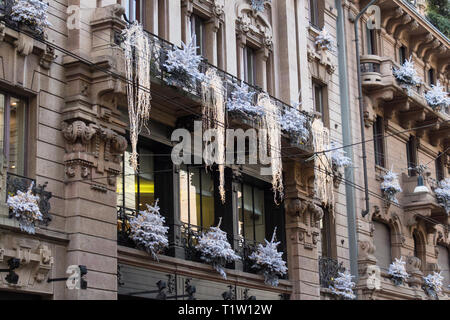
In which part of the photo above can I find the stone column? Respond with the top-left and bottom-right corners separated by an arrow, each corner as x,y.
181,0 -> 193,44
284,161 -> 322,300
205,18 -> 220,65
62,4 -> 128,300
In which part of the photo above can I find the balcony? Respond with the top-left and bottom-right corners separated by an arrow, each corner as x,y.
121,30 -> 314,155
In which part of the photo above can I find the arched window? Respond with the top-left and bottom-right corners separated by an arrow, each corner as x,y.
413,230 -> 426,270
437,245 -> 450,288
373,221 -> 392,272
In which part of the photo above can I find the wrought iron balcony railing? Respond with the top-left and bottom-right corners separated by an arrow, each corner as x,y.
120,28 -> 314,152
117,206 -> 288,279
318,257 -> 345,288
5,172 -> 52,226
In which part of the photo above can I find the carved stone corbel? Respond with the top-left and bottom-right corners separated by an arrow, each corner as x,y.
39,45 -> 57,69
14,33 -> 34,56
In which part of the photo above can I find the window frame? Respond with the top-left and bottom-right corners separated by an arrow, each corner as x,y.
366,26 -> 377,55
406,136 -> 418,177
243,45 -> 256,86
0,91 -> 28,176
428,68 -> 435,86
399,46 -> 407,64
190,14 -> 206,56
373,116 -> 386,168
313,81 -> 329,128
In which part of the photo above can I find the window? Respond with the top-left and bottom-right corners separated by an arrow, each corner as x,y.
179,166 -> 215,229
123,0 -> 144,23
0,93 -> 27,175
406,136 -> 418,177
190,14 -> 206,56
437,245 -> 450,289
313,82 -> 329,126
428,68 -> 435,86
367,26 -> 377,55
436,152 -> 445,181
237,183 -> 266,243
320,208 -> 335,258
309,0 -> 324,29
373,221 -> 392,272
399,46 -> 407,64
373,116 -> 385,167
117,140 -> 173,213
243,46 -> 256,86
413,230 -> 426,270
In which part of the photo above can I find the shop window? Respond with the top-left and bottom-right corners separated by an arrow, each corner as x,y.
373,116 -> 385,168
373,221 -> 392,272
0,93 -> 27,175
179,166 -> 215,229
237,183 -> 266,243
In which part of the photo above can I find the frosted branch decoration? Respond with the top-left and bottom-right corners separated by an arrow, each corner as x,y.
195,218 -> 241,279
388,257 -> 409,286
249,228 -> 288,287
381,169 -> 402,204
7,182 -> 43,234
315,28 -> 335,52
202,69 -> 226,203
227,82 -> 263,119
423,272 -> 444,295
164,34 -> 204,90
425,82 -> 450,113
329,271 -> 356,300
393,57 -> 421,96
280,105 -> 310,145
129,199 -> 169,261
434,178 -> 450,215
11,0 -> 52,35
122,22 -> 152,171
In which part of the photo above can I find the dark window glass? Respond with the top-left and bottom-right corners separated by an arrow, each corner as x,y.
367,26 -> 377,55
428,68 -> 435,86
309,0 -> 319,28
399,46 -> 407,64
238,183 -> 266,243
320,209 -> 332,258
373,116 -> 385,167
313,83 -> 324,115
436,152 -> 444,181
406,136 -> 418,176
190,14 -> 206,56
244,46 -> 256,86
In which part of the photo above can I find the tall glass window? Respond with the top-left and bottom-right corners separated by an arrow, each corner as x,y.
123,0 -> 144,23
179,166 -> 215,229
0,93 -> 27,175
373,116 -> 385,167
237,183 -> 265,243
190,14 -> 206,56
243,46 -> 256,86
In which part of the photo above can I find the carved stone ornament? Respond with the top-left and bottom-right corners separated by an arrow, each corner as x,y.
365,265 -> 381,290
62,120 -> 127,187
0,233 -> 54,294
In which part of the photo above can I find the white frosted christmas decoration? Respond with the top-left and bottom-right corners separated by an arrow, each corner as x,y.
202,69 -> 226,203
259,93 -> 283,203
381,169 -> 402,204
129,199 -> 169,261
227,82 -> 263,118
423,272 -> 444,293
249,228 -> 287,287
393,57 -> 421,96
7,182 -> 43,234
195,218 -> 241,279
280,106 -> 310,144
329,141 -> 352,169
388,257 -> 409,285
434,178 -> 450,215
330,271 -> 356,300
315,28 -> 335,52
425,82 -> 450,113
251,0 -> 270,12
312,118 -> 334,208
11,0 -> 52,35
164,34 -> 204,90
122,22 -> 152,171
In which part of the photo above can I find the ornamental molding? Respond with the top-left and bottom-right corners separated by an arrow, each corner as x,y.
61,120 -> 127,188
236,1 -> 273,50
0,232 -> 53,294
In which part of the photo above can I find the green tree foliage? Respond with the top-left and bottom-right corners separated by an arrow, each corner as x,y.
426,0 -> 450,37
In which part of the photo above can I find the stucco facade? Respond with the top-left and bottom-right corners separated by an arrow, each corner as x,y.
0,0 -> 448,301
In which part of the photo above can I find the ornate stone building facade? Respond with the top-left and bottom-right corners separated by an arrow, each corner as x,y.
0,0 -> 447,301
